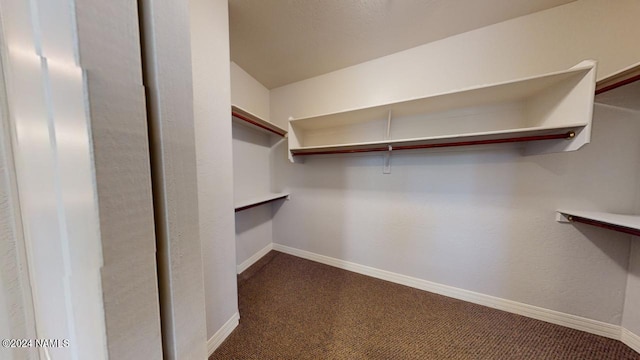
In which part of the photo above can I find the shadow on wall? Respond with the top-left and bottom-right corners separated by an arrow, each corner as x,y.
232,121 -> 273,145
235,206 -> 273,234
572,224 -> 631,271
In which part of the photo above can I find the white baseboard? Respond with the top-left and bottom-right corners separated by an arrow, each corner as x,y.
622,327 -> 640,354
207,312 -> 240,356
272,243 -> 624,342
237,243 -> 273,274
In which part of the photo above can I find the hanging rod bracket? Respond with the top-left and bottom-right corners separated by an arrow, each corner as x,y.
383,145 -> 392,174
556,212 -> 572,223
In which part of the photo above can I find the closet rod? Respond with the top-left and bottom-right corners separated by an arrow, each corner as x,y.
232,111 -> 287,137
567,215 -> 640,237
291,131 -> 575,156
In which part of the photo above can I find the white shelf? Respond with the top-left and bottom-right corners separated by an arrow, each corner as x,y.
232,105 -> 287,137
554,64 -> 640,239
234,192 -> 290,212
231,106 -> 290,213
557,210 -> 640,237
288,61 -> 597,160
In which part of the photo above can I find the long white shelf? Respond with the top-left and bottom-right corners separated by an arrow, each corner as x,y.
234,192 -> 290,212
288,61 -> 597,161
557,210 -> 640,237
232,105 -> 287,137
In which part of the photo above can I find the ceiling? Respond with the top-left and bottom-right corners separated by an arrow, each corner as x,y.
229,0 -> 576,89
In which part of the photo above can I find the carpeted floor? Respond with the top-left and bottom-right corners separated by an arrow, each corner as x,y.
211,251 -> 640,359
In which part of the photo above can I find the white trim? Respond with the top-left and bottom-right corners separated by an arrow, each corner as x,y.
207,312 -> 240,356
622,328 -> 640,354
237,243 -> 274,274
272,244 -> 623,341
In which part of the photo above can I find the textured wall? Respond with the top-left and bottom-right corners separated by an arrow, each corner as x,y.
0,47 -> 37,360
75,0 -> 163,358
190,0 -> 239,340
138,0 -> 208,358
231,63 -> 275,268
0,0 -> 163,358
0,0 -> 120,358
232,122 -> 273,268
623,112 -> 640,338
625,241 -> 640,336
270,0 -> 640,327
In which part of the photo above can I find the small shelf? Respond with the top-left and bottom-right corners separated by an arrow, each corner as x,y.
557,210 -> 640,237
234,192 -> 290,212
288,61 -> 596,160
232,105 -> 287,137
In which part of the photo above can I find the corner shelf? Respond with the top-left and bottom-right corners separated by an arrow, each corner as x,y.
234,192 -> 290,212
232,105 -> 287,137
555,63 -> 640,239
231,105 -> 290,213
557,210 -> 640,237
288,61 -> 597,161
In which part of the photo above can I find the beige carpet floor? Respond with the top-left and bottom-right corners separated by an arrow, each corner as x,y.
211,251 -> 639,359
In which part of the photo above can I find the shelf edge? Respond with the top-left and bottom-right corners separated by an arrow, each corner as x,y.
557,210 -> 640,237
234,193 -> 290,212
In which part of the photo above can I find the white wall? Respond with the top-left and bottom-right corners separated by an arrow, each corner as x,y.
270,0 -> 640,328
190,0 -> 239,341
623,99 -> 640,339
139,0 -> 208,358
0,46 -> 37,360
232,121 -> 273,268
0,0 -> 117,358
231,63 -> 275,268
74,0 -> 164,358
625,241 -> 640,337
2,0 -> 166,358
231,62 -> 270,120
